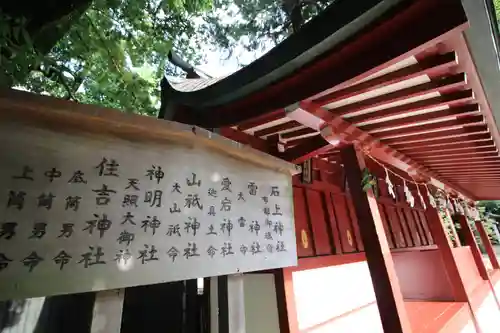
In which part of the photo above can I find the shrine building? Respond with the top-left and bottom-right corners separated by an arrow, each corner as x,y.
159,0 -> 500,332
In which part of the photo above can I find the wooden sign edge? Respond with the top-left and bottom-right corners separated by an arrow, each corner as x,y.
0,88 -> 300,176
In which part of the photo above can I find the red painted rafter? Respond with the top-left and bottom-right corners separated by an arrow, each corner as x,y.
312,52 -> 458,107
437,165 -> 500,175
432,163 -> 500,170
424,157 -> 500,167
408,146 -> 497,159
444,176 -> 500,181
348,89 -> 474,125
237,109 -> 286,131
412,150 -> 498,162
444,34 -> 500,178
437,170 -> 500,176
331,73 -> 466,117
294,101 -> 476,199
284,134 -> 322,148
280,127 -> 318,140
395,133 -> 492,150
375,114 -> 484,140
362,103 -> 479,133
400,140 -> 495,155
253,120 -> 302,138
434,164 -> 500,174
384,125 -> 489,146
279,135 -> 331,163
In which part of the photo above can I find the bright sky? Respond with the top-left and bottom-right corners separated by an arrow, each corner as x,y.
191,5 -> 269,78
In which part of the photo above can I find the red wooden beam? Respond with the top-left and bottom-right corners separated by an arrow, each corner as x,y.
421,189 -> 469,302
254,120 -> 302,138
403,141 -> 495,155
284,134 -> 322,148
280,135 -> 330,163
218,127 -> 274,152
425,162 -> 500,169
280,127 -> 318,140
340,145 -> 412,333
412,150 -> 499,162
455,214 -> 489,280
312,158 -> 340,173
424,156 -> 500,166
475,221 -> 500,270
395,133 -> 492,150
441,168 -> 500,173
237,109 -> 286,131
375,114 -> 484,140
312,52 -> 458,107
329,72 -> 466,117
442,175 -> 500,179
384,125 -> 489,146
443,34 -> 500,186
409,146 -> 496,159
362,103 -> 479,133
348,90 -> 474,125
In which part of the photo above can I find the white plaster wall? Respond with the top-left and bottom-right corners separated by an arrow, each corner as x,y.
243,274 -> 281,333
292,261 -> 383,333
475,292 -> 500,333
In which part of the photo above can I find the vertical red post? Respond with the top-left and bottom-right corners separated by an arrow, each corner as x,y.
475,220 -> 500,270
275,268 -> 299,333
455,214 -> 489,280
420,190 -> 469,302
340,145 -> 412,333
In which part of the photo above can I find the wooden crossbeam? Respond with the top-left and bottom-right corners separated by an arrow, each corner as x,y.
395,133 -> 492,150
312,52 -> 457,107
375,114 -> 484,140
384,125 -> 489,146
332,73 -> 466,117
237,110 -> 286,131
362,103 -> 479,133
408,145 -> 497,160
280,127 -> 318,140
412,150 -> 498,162
254,120 -> 302,138
401,140 -> 495,155
425,157 -> 500,167
280,135 -> 330,163
432,163 -> 500,170
349,89 -> 474,125
435,170 -> 500,175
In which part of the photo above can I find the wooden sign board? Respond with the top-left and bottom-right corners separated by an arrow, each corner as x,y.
0,89 -> 298,300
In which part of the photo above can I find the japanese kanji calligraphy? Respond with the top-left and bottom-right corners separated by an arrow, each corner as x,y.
0,122 -> 296,301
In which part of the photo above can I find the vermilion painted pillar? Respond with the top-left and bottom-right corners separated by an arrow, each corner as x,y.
455,214 -> 489,280
340,145 -> 412,333
420,189 -> 469,302
475,220 -> 500,270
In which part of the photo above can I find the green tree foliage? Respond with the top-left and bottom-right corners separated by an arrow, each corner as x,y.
4,0 -> 211,115
200,0 -> 334,60
3,0 -> 333,114
477,201 -> 500,245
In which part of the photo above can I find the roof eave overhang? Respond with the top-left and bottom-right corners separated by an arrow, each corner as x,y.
461,0 -> 500,138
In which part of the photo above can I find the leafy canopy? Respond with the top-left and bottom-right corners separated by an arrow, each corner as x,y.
8,0 -> 211,115
4,0 -> 333,114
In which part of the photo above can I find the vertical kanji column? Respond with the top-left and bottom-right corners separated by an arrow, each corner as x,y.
340,145 -> 412,333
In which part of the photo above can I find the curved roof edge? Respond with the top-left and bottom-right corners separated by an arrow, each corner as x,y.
163,0 -> 408,109
462,0 -> 500,132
